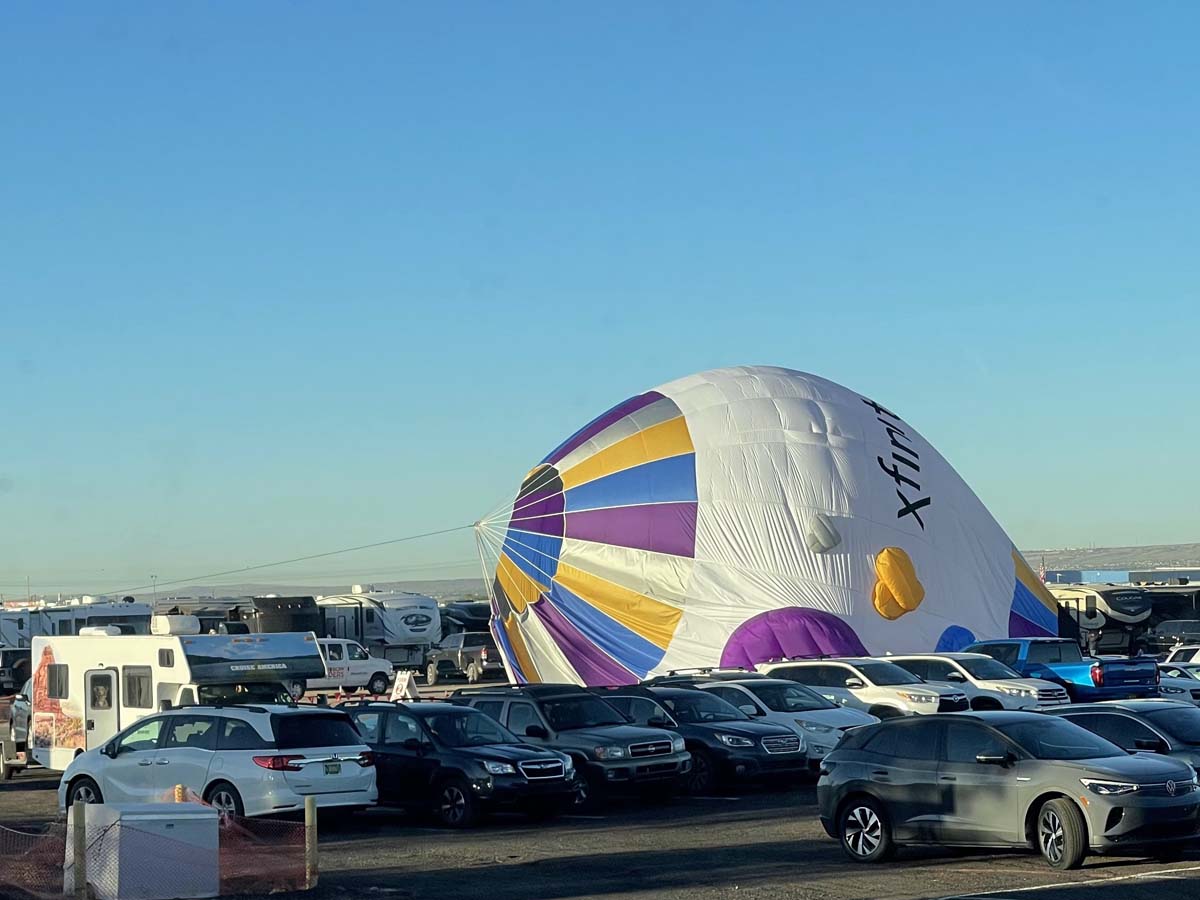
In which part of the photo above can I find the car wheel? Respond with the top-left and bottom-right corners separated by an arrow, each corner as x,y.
68,777 -> 103,806
1037,798 -> 1087,869
839,797 -> 895,863
434,778 -> 478,828
205,782 -> 245,824
465,663 -> 480,684
368,673 -> 390,696
685,748 -> 716,794
426,664 -> 439,687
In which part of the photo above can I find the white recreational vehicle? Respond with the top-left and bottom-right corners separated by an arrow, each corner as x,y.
0,596 -> 153,647
316,587 -> 442,667
30,616 -> 326,771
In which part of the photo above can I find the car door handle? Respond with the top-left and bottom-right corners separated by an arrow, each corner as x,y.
154,759 -> 170,766
871,769 -> 889,776
940,775 -> 956,782
138,759 -> 154,767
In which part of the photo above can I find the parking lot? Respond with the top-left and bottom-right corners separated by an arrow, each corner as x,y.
3,768 -> 1197,900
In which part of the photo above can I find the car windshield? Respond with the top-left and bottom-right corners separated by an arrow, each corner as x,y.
541,695 -> 628,730
749,682 -> 835,712
996,718 -> 1124,760
856,662 -> 922,686
423,710 -> 518,747
960,658 -> 1022,679
198,683 -> 291,704
662,691 -> 746,723
1142,708 -> 1200,745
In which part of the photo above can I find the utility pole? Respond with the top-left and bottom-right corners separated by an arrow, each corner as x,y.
26,576 -> 31,604
151,575 -> 158,604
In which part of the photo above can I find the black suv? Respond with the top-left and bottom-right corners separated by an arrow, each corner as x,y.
343,701 -> 581,827
591,685 -> 805,793
450,684 -> 691,801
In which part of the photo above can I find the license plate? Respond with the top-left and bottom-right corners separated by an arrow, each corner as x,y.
324,762 -> 341,775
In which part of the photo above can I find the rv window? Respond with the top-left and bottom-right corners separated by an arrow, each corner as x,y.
325,643 -> 344,661
47,664 -> 69,699
164,716 -> 217,751
123,666 -> 153,709
365,610 -> 376,623
159,650 -> 175,668
217,718 -> 273,751
348,644 -> 368,661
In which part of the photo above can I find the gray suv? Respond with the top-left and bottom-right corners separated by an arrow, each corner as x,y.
818,711 -> 1200,869
451,684 -> 691,801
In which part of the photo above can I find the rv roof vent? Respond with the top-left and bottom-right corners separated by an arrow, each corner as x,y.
78,626 -> 123,636
151,614 -> 201,636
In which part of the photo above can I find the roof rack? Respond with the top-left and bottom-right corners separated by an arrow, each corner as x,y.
205,703 -> 268,714
664,666 -> 752,676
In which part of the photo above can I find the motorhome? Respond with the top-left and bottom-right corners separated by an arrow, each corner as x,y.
0,596 -> 154,647
30,616 -> 326,771
158,595 -> 324,636
316,587 -> 442,667
1048,584 -> 1152,653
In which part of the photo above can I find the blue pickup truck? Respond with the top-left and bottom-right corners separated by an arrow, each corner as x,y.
963,638 -> 1159,702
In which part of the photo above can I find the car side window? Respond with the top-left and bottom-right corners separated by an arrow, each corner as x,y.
942,721 -> 1009,763
443,634 -> 463,649
348,644 -> 369,661
704,686 -> 747,708
896,660 -> 929,680
867,721 -> 940,759
614,696 -> 662,726
986,643 -> 1020,666
118,718 -> 164,753
352,712 -> 383,743
1069,713 -> 1157,751
780,665 -> 827,687
474,700 -> 504,721
506,702 -> 542,735
163,715 -> 217,751
384,712 -> 423,745
325,643 -> 344,661
923,660 -> 957,681
218,718 -> 273,751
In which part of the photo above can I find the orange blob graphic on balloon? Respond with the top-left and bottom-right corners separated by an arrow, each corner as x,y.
873,547 -> 925,620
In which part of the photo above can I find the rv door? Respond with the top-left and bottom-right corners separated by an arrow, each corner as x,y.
85,669 -> 120,750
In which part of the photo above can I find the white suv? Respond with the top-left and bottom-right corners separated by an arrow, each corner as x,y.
310,639 -> 394,696
758,658 -> 969,717
886,653 -> 1069,710
59,704 -> 377,818
1165,645 -> 1200,663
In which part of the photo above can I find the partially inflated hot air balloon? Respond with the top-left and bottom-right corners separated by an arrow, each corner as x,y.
475,366 -> 1056,685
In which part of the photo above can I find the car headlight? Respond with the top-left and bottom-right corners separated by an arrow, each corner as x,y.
563,756 -> 574,774
1001,687 -> 1035,698
897,692 -> 937,703
716,733 -> 754,747
483,760 -> 516,775
593,745 -> 626,760
671,735 -> 686,752
795,720 -> 835,734
1080,778 -> 1140,796
1160,686 -> 1186,694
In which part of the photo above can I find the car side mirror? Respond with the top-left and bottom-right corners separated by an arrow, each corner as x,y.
945,672 -> 966,683
1134,738 -> 1167,753
736,704 -> 759,717
402,738 -> 425,753
15,694 -> 27,704
844,678 -> 865,689
525,725 -> 549,739
975,753 -> 1010,767
647,716 -> 671,728
102,742 -> 118,759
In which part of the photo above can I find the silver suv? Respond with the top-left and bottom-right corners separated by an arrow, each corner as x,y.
759,658 -> 969,717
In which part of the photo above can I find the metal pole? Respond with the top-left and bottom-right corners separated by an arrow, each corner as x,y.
304,795 -> 318,888
72,799 -> 87,900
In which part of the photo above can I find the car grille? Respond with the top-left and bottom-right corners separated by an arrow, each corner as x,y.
518,760 -> 565,780
629,740 -> 673,758
1139,781 -> 1199,798
761,735 -> 802,755
938,695 -> 969,713
1037,688 -> 1070,704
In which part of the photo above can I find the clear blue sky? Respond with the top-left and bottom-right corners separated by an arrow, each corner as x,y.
3,3 -> 1197,596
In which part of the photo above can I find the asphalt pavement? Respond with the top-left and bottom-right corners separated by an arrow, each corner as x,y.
3,768 -> 1198,900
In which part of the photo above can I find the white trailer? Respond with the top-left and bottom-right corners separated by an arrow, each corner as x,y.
30,617 -> 326,771
0,597 -> 153,647
316,588 -> 442,668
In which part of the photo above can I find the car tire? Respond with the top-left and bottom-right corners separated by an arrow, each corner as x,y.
433,778 -> 479,828
466,663 -> 481,684
685,748 -> 717,795
426,664 -> 439,687
1037,798 -> 1087,869
838,796 -> 895,863
368,673 -> 390,696
205,781 -> 245,823
67,777 -> 103,806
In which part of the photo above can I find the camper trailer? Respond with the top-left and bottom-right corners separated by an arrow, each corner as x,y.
316,587 -> 442,667
1048,584 -> 1152,654
30,616 -> 326,771
0,597 -> 154,647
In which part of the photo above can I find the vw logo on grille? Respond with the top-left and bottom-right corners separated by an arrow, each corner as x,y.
1166,780 -> 1178,796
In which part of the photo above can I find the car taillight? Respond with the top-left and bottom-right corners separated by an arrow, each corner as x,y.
357,751 -> 375,767
1155,668 -> 1161,684
253,755 -> 305,771
1090,664 -> 1104,687
481,647 -> 488,662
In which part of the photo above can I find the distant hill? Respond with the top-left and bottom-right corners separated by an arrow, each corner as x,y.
1020,543 -> 1200,571
151,577 -> 488,604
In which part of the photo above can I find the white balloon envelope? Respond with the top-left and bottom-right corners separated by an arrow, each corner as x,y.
476,365 -> 1057,685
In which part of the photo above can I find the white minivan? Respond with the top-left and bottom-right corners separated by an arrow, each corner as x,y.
309,639 -> 393,695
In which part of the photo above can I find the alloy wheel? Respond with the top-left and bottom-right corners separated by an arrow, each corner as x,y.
211,790 -> 238,822
440,786 -> 467,825
1039,809 -> 1064,864
844,806 -> 882,857
72,783 -> 98,804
